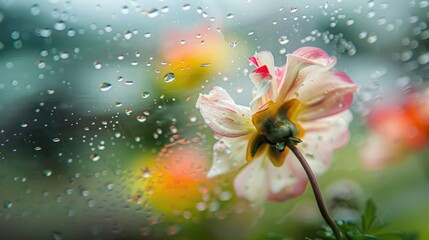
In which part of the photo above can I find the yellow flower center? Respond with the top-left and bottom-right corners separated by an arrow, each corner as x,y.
246,99 -> 305,167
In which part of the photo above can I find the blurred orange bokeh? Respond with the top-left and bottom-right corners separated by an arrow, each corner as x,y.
130,141 -> 215,220
157,26 -> 231,92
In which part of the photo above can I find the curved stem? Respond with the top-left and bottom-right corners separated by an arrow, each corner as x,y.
286,142 -> 342,240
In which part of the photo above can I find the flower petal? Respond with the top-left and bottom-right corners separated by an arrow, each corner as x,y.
268,180 -> 307,202
266,158 -> 303,194
233,156 -> 269,204
291,111 -> 353,178
292,47 -> 335,66
196,86 -> 254,137
248,51 -> 276,74
207,136 -> 248,178
297,71 -> 358,121
249,69 -> 273,112
277,47 -> 337,103
249,51 -> 279,110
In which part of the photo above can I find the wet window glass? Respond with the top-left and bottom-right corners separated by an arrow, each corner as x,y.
0,1 -> 428,239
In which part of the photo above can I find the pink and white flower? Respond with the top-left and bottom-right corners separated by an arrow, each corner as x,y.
196,47 -> 358,204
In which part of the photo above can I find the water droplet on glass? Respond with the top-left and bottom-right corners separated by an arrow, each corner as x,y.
125,108 -> 133,115
147,8 -> 159,18
290,7 -> 298,13
136,115 -> 147,123
188,115 -> 197,122
93,61 -> 102,69
226,13 -> 234,19
163,72 -> 175,83
278,36 -> 289,45
52,137 -> 61,143
43,170 -> 52,177
200,63 -> 211,67
40,28 -> 52,37
89,153 -> 100,162
141,91 -> 150,98
182,4 -> 191,10
31,4 -> 41,16
121,5 -> 129,14
161,6 -> 169,13
229,40 -> 238,48
346,19 -> 355,25
124,30 -> 133,40
54,21 -> 66,31
59,51 -> 69,59
144,32 -> 151,38
99,82 -> 112,91
4,202 -> 13,209
367,34 -> 377,44
115,102 -> 122,107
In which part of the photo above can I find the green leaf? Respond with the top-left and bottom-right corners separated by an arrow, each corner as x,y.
361,199 -> 377,232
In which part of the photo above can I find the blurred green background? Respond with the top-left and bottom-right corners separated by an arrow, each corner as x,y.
0,0 -> 428,239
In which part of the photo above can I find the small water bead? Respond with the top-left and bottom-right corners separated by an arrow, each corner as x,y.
52,137 -> 61,143
37,60 -> 46,69
141,91 -> 150,98
290,7 -> 298,13
4,202 -> 13,209
93,60 -> 102,69
125,80 -> 134,85
121,5 -> 129,14
367,34 -> 377,44
59,51 -> 69,59
229,40 -> 238,48
188,115 -> 197,122
124,30 -> 133,40
89,153 -> 100,162
59,26 -> 72,35
31,4 -> 41,16
136,115 -> 147,123
47,89 -> 55,95
125,108 -> 133,115
115,102 -> 122,107
99,82 -> 112,91
39,28 -> 52,37
182,4 -> 191,10
278,36 -> 289,45
117,54 -> 124,60
147,8 -> 159,18
163,72 -> 175,83
144,32 -> 151,38
226,13 -> 234,19
81,189 -> 90,197
161,6 -> 169,13
117,76 -> 124,82
200,63 -> 211,67
10,31 -> 20,40
54,21 -> 66,31
170,126 -> 178,133
43,169 -> 53,177
358,31 -> 368,39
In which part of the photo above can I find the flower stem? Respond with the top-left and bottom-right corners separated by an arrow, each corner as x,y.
286,142 -> 342,240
